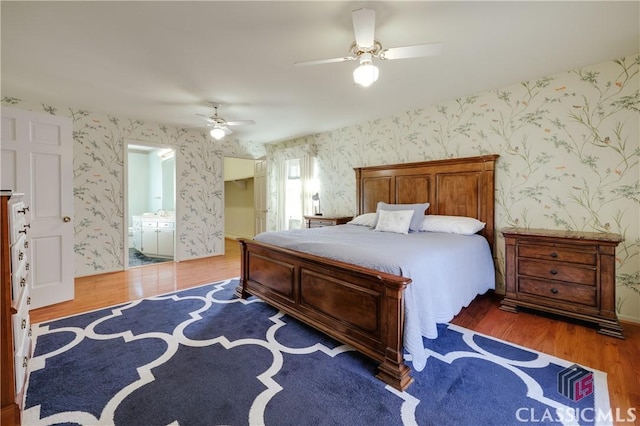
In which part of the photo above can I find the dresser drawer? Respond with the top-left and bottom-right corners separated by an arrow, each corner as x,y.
10,234 -> 28,273
519,244 -> 596,265
11,263 -> 29,307
518,277 -> 596,307
518,258 -> 596,286
14,332 -> 31,395
9,200 -> 29,245
11,280 -> 31,348
12,296 -> 31,353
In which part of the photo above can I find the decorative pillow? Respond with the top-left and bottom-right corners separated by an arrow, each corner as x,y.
420,215 -> 485,235
347,213 -> 376,227
374,202 -> 430,232
374,209 -> 414,234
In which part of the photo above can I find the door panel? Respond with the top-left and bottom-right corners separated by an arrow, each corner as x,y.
1,106 -> 74,308
1,149 -> 16,190
32,153 -> 62,218
31,121 -> 61,145
33,235 -> 63,290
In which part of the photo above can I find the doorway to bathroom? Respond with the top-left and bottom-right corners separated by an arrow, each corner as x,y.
126,142 -> 176,268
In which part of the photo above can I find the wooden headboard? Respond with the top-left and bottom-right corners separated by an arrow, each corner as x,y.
354,154 -> 499,254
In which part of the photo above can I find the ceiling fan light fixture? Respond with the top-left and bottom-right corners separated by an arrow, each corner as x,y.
353,54 -> 379,87
210,127 -> 226,140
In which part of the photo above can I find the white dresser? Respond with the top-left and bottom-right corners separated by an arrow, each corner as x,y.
1,192 -> 32,425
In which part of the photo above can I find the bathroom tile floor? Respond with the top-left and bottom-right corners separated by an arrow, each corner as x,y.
128,248 -> 173,267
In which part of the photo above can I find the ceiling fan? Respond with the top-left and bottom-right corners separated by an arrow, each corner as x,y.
197,103 -> 255,140
295,8 -> 443,87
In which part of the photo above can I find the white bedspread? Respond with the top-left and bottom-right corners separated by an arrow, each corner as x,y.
254,224 -> 495,371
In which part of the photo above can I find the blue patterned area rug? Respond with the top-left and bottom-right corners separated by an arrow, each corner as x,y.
24,278 -> 611,426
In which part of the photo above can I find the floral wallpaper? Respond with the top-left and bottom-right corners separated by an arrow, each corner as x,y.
266,55 -> 640,323
0,97 -> 265,277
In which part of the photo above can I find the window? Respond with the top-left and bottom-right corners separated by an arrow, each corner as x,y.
285,159 -> 303,229
277,157 -> 318,230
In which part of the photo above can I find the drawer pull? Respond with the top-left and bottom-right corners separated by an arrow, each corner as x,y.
24,240 -> 29,249
551,288 -> 559,294
20,277 -> 26,287
27,296 -> 31,305
550,269 -> 558,275
550,252 -> 558,258
23,356 -> 28,368
18,229 -> 27,235
18,206 -> 29,214
21,319 -> 27,329
18,251 -> 24,261
26,262 -> 30,271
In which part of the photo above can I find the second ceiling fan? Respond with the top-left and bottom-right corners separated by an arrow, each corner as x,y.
295,8 -> 443,87
197,103 -> 255,140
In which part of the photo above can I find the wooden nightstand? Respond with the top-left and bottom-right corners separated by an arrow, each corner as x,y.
500,227 -> 624,338
304,215 -> 353,228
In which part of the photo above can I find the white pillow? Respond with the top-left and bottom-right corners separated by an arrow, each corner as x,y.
347,213 -> 376,227
374,202 -> 430,232
374,209 -> 413,234
420,215 -> 485,235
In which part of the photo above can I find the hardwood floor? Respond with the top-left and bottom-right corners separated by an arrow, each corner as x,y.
30,238 -> 639,424
30,239 -> 241,324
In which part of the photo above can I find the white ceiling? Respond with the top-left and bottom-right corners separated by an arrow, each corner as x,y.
2,1 -> 638,144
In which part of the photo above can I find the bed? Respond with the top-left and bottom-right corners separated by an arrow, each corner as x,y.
235,154 -> 499,390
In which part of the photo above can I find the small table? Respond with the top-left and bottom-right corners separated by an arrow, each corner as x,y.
304,215 -> 353,228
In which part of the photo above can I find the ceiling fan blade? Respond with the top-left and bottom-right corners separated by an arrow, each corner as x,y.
196,114 -> 216,123
294,56 -> 356,66
380,42 -> 443,60
226,120 -> 255,126
352,8 -> 375,49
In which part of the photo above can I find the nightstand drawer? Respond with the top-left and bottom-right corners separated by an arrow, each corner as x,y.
519,277 -> 596,306
519,244 -> 596,265
518,258 -> 596,286
304,216 -> 353,228
309,220 -> 336,228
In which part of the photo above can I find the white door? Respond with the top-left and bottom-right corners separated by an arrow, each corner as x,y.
1,106 -> 74,308
254,159 -> 267,235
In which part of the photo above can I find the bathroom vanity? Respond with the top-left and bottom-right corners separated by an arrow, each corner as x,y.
132,214 -> 174,258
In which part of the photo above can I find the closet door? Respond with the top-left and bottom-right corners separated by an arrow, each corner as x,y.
1,106 -> 74,308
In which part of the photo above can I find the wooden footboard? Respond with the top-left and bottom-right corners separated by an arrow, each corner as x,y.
234,238 -> 414,391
